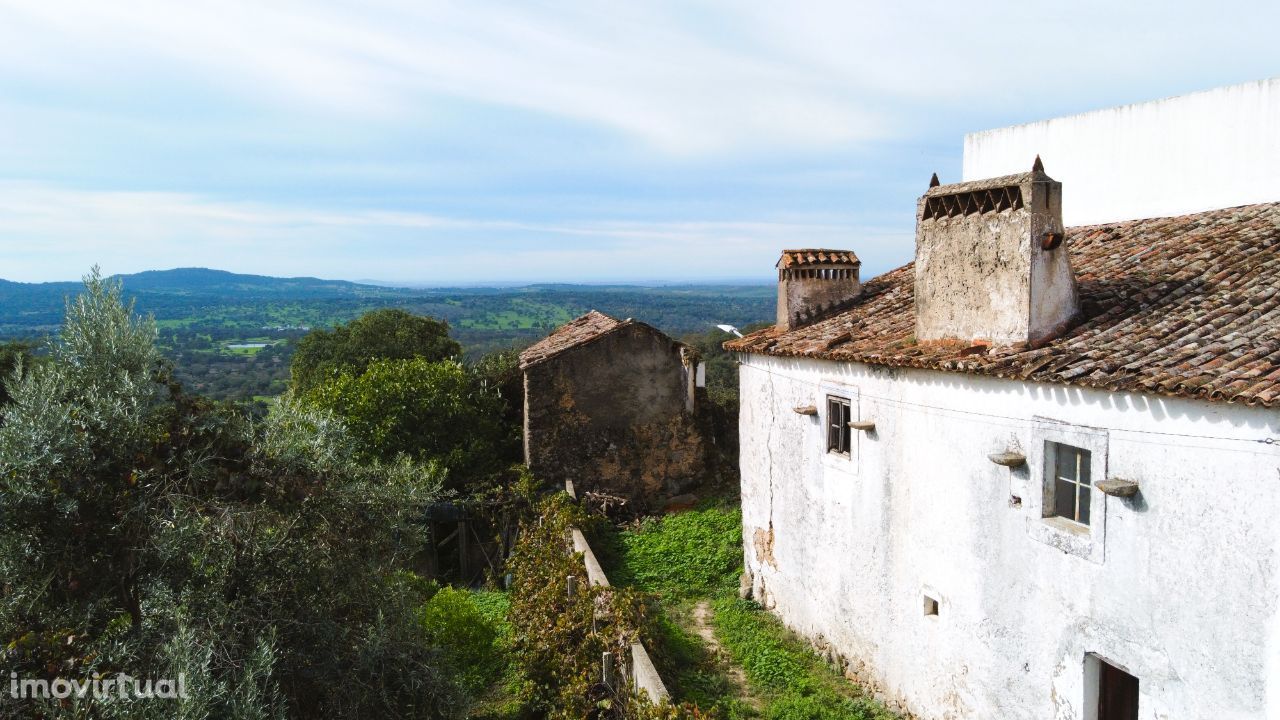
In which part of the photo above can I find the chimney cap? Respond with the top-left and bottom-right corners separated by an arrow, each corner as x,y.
929,172 -> 940,188
777,249 -> 862,269
1032,155 -> 1045,173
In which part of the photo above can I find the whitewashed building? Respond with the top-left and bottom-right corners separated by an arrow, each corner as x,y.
727,87 -> 1280,720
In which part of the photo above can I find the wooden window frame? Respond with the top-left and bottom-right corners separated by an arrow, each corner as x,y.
826,395 -> 852,456
1048,442 -> 1093,527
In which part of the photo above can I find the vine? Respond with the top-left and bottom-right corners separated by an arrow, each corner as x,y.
506,494 -> 706,719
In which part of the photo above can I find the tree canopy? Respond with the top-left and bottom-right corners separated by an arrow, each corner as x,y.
289,308 -> 460,394
299,357 -> 514,490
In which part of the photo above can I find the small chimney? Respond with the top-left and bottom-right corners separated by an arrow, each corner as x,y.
776,249 -> 861,330
914,158 -> 1079,347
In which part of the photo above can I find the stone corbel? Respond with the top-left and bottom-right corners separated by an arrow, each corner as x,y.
1096,478 -> 1140,498
988,451 -> 1026,468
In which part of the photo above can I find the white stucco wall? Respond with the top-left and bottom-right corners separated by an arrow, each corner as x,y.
737,354 -> 1280,719
963,78 -> 1280,226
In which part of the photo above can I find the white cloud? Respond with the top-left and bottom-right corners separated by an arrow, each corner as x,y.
2,0 -> 1274,156
0,183 -> 909,282
0,0 -> 1274,282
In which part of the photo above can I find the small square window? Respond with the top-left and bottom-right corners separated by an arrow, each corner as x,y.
826,396 -> 851,455
1048,442 -> 1092,526
922,595 -> 939,616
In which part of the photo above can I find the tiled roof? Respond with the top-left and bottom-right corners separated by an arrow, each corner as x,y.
778,249 -> 861,269
726,202 -> 1280,408
519,310 -> 623,368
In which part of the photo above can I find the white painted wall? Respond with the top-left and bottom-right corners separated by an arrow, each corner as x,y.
736,354 -> 1280,719
963,79 -> 1280,226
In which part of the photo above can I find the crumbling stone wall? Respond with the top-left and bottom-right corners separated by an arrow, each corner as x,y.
523,323 -> 707,510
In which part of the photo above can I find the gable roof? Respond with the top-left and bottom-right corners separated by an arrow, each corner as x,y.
726,202 -> 1280,408
519,310 -> 624,369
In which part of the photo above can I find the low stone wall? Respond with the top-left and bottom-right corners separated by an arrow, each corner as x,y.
565,481 -> 671,703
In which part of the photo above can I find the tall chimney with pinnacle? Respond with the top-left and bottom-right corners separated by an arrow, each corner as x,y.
914,156 -> 1079,347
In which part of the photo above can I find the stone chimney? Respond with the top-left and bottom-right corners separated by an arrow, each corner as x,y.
914,159 -> 1079,347
776,249 -> 861,330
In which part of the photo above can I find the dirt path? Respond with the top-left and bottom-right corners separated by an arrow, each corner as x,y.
691,600 -> 762,711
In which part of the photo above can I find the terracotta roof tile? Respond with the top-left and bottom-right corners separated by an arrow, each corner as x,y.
778,249 -> 861,269
726,202 -> 1280,408
519,310 -> 623,368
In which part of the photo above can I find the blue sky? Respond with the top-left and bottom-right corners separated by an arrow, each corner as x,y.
0,1 -> 1276,285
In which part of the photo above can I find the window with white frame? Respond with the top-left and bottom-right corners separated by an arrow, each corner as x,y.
826,395 -> 852,455
1048,442 -> 1092,526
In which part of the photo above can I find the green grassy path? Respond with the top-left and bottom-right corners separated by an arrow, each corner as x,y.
591,505 -> 898,720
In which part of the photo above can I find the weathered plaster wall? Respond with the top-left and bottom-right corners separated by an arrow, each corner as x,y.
737,353 -> 1280,719
525,325 -> 705,506
778,272 -> 862,330
964,78 -> 1280,226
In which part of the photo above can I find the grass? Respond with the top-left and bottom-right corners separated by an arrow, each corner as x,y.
439,589 -> 528,720
600,505 -> 744,600
713,597 -> 895,720
593,503 -> 897,720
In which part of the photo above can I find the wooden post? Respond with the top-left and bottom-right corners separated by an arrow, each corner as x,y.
457,520 -> 469,583
602,652 -> 615,687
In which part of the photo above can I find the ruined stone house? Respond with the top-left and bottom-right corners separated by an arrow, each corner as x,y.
520,311 -> 707,509
727,81 -> 1280,720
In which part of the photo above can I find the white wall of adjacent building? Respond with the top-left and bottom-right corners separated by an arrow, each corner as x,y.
963,78 -> 1280,226
736,353 -> 1280,719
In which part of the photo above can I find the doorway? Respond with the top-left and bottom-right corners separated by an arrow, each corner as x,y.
1085,654 -> 1138,720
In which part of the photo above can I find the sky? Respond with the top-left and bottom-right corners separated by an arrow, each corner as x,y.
0,1 -> 1276,285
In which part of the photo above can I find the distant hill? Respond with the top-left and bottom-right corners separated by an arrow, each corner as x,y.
0,267 -> 774,403
116,268 -> 392,296
0,267 -> 773,341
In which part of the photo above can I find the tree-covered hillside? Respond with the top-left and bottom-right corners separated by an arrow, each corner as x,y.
0,268 -> 773,404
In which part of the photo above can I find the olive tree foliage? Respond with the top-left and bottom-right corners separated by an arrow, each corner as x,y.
0,270 -> 464,720
289,308 -> 461,395
0,340 -> 38,409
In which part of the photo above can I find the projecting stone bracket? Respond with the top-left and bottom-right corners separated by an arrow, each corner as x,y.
1096,478 -> 1140,498
988,451 -> 1027,467
847,420 -> 876,431
793,405 -> 818,416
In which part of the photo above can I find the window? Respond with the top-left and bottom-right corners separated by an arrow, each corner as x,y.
1029,420 -> 1107,562
1050,442 -> 1092,526
826,395 -> 851,455
922,595 -> 939,616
